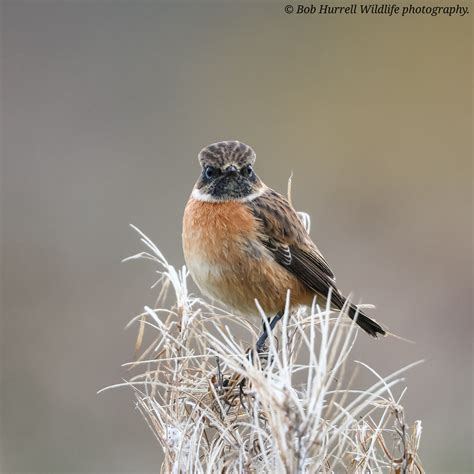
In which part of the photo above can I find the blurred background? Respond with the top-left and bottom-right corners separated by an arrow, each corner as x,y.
1,1 -> 472,472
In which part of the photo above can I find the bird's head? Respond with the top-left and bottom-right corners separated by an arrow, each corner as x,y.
192,141 -> 265,202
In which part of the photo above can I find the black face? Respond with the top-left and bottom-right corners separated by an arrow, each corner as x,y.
197,163 -> 260,200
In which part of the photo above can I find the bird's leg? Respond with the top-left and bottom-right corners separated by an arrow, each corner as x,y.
255,311 -> 284,353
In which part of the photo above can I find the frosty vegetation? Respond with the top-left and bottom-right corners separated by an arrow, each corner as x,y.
101,225 -> 423,473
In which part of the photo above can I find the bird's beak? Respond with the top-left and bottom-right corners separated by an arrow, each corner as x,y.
224,165 -> 238,176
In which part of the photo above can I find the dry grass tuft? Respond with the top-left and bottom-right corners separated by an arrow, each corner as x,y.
101,225 -> 424,473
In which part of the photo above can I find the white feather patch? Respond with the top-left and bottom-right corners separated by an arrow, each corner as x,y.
191,187 -> 266,203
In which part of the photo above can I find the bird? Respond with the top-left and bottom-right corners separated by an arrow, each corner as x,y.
182,140 -> 385,351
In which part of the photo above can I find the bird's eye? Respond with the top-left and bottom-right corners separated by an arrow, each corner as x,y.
204,166 -> 218,180
241,165 -> 254,178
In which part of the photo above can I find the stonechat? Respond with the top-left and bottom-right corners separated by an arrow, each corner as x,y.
182,141 -> 385,349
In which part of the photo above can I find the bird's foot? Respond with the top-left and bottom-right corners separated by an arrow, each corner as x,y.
246,346 -> 272,372
254,310 -> 284,355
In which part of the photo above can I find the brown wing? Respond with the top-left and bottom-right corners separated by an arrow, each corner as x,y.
248,188 -> 386,337
248,188 -> 341,302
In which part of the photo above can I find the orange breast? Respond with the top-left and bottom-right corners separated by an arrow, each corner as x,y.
182,197 -> 311,316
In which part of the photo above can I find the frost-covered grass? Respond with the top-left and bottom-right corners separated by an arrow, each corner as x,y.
101,225 -> 424,473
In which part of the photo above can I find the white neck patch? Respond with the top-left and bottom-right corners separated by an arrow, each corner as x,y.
191,186 -> 266,203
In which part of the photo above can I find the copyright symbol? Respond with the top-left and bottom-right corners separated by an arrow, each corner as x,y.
284,4 -> 294,14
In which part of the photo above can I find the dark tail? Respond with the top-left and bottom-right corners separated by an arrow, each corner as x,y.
347,304 -> 385,338
330,290 -> 385,337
